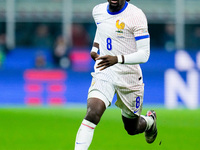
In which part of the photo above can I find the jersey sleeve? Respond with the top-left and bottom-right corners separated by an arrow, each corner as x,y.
91,5 -> 100,53
123,38 -> 150,64
131,10 -> 150,41
93,28 -> 100,44
92,4 -> 102,44
91,29 -> 100,53
122,10 -> 150,65
92,7 -> 96,23
92,4 -> 99,25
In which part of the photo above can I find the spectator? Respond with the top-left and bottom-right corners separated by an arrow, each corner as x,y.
162,23 -> 175,51
35,52 -> 47,68
0,34 -> 7,67
190,26 -> 200,50
72,24 -> 90,48
53,36 -> 70,68
32,24 -> 53,49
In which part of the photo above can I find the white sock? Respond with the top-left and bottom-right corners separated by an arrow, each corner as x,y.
141,115 -> 154,131
75,119 -> 96,150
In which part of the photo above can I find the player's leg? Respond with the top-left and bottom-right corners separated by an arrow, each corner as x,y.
75,97 -> 106,150
122,115 -> 146,135
122,110 -> 157,143
115,85 -> 157,143
85,97 -> 106,124
75,78 -> 115,150
121,111 -> 154,135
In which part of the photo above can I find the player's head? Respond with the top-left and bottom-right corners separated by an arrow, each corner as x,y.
107,0 -> 130,3
107,0 -> 128,12
107,0 -> 130,2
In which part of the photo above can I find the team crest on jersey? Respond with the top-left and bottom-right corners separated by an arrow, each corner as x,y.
116,19 -> 125,35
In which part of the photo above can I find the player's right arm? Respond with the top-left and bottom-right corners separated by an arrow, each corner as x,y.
90,22 -> 100,61
90,42 -> 99,61
90,4 -> 103,61
90,31 -> 100,61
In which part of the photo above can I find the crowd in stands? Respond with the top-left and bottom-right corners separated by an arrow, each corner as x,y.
0,23 -> 200,69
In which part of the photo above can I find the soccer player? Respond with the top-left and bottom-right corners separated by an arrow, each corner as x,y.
75,0 -> 157,149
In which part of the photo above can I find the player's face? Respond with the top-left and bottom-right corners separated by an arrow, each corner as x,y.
107,0 -> 126,12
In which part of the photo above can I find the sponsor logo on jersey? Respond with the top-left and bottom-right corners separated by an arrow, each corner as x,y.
142,29 -> 148,34
134,109 -> 139,114
76,142 -> 86,145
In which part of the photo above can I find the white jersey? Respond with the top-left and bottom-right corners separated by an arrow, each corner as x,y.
92,1 -> 150,89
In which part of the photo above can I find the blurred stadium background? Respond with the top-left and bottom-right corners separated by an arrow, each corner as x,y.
0,0 -> 200,150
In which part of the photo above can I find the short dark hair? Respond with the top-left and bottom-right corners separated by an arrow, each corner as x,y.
126,0 -> 130,1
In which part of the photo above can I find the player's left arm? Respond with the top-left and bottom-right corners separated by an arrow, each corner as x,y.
91,42 -> 99,61
120,9 -> 150,65
90,28 -> 100,61
119,35 -> 150,64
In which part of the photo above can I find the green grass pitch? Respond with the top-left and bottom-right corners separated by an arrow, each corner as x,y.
0,107 -> 200,150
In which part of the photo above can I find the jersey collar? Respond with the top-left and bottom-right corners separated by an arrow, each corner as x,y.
107,1 -> 128,15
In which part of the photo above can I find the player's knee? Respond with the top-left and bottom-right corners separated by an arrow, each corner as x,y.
85,98 -> 106,125
85,110 -> 102,125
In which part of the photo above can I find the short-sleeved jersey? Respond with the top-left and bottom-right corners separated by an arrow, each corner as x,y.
92,1 -> 149,89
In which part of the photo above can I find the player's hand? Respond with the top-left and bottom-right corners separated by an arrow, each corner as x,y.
90,51 -> 99,61
96,55 -> 118,71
